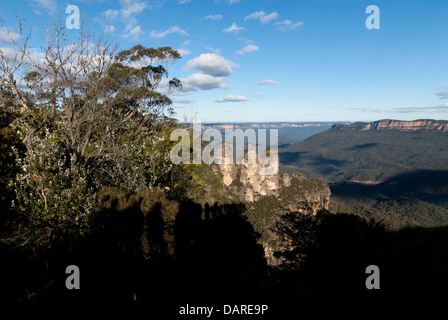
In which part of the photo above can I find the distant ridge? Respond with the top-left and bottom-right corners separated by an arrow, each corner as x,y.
332,119 -> 448,132
203,122 -> 336,129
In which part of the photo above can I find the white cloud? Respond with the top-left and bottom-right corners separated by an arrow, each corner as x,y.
29,0 -> 57,14
275,20 -> 303,31
436,92 -> 448,99
177,39 -> 191,55
258,80 -> 279,86
150,26 -> 188,38
245,11 -> 264,21
349,103 -> 448,114
169,91 -> 192,97
120,0 -> 147,19
435,86 -> 448,99
215,94 -> 247,103
347,107 -> 371,112
121,18 -> 144,38
182,53 -> 238,92
390,104 -> 448,113
244,11 -> 279,24
0,28 -> 19,43
183,53 -> 238,77
99,1 -> 147,38
0,46 -> 114,87
125,18 -> 137,32
0,47 -> 45,72
204,14 -> 223,20
236,44 -> 259,55
227,0 -> 239,4
223,23 -> 243,34
172,98 -> 192,104
203,45 -> 220,54
104,25 -> 117,33
181,73 -> 228,91
179,0 -> 191,3
177,48 -> 191,56
104,9 -> 119,21
0,47 -> 21,64
128,26 -> 142,37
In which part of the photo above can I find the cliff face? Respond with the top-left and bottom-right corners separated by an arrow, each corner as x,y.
214,146 -> 330,210
216,147 -> 280,203
251,173 -> 330,266
333,119 -> 448,132
209,150 -> 331,266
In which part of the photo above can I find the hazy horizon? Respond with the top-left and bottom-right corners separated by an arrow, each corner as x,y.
193,118 -> 448,124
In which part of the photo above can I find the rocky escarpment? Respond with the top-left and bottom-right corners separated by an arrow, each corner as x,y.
214,146 -> 280,203
213,145 -> 330,209
333,119 -> 448,132
246,173 -> 330,266
208,148 -> 331,266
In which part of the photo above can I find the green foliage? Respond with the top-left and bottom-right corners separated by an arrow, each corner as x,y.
280,128 -> 448,228
91,186 -> 179,259
244,175 -> 328,241
11,116 -> 96,244
330,196 -> 448,229
0,108 -> 24,233
0,32 -> 194,247
329,171 -> 448,229
280,129 -> 448,183
272,211 -> 448,299
230,168 -> 243,188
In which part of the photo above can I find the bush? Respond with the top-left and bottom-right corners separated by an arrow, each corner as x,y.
11,116 -> 95,246
91,186 -> 179,259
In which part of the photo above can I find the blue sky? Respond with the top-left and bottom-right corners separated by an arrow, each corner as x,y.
1,0 -> 448,122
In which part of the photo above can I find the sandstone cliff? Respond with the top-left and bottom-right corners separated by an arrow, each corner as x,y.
204,147 -> 331,266
333,119 -> 448,132
245,173 -> 330,266
214,145 -> 280,203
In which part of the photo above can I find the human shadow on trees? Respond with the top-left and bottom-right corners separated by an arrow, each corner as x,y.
137,200 -> 269,303
34,193 -> 145,302
2,193 -> 269,304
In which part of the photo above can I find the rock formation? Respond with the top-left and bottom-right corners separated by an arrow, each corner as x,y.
208,145 -> 331,266
215,144 -> 280,203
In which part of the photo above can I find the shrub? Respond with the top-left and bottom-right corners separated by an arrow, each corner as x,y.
11,116 -> 95,246
91,186 -> 179,259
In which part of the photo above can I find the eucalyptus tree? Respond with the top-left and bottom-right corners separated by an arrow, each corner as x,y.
0,17 -> 183,244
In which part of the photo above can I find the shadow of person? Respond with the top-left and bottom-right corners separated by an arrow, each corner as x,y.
204,203 -> 211,220
173,201 -> 267,301
144,201 -> 167,259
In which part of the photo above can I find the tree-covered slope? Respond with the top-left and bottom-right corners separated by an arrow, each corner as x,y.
279,124 -> 448,228
280,128 -> 448,183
